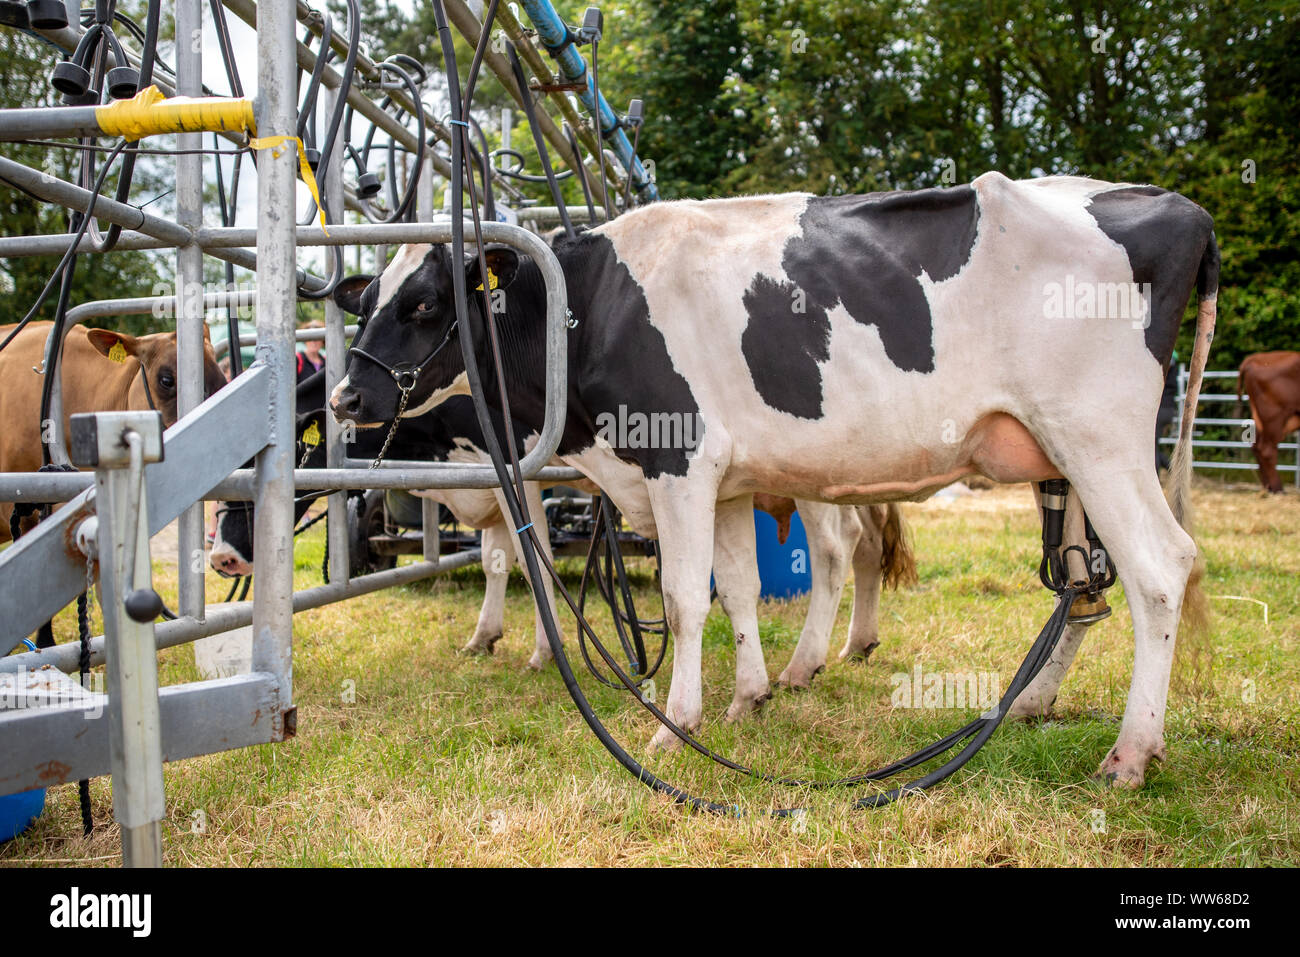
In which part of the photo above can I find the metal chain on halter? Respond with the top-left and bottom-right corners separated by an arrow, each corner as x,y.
368,378 -> 414,470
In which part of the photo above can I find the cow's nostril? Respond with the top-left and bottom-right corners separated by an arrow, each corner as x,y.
334,389 -> 364,419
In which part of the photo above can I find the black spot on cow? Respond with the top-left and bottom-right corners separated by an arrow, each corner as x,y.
740,186 -> 981,418
741,275 -> 830,418
500,231 -> 705,480
1085,185 -> 1217,368
567,233 -> 704,479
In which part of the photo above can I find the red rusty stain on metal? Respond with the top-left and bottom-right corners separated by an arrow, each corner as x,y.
36,759 -> 72,784
60,503 -> 98,566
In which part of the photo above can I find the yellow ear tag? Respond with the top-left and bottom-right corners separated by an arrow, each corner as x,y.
302,421 -> 322,447
107,341 -> 128,363
475,268 -> 499,293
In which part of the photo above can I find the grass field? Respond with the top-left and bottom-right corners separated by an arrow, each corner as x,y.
4,481 -> 1297,867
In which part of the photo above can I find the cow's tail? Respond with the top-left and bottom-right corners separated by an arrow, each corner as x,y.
1166,231 -> 1218,638
879,503 -> 918,589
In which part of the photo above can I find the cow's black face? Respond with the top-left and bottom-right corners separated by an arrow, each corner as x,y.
209,410 -> 325,576
330,244 -> 519,427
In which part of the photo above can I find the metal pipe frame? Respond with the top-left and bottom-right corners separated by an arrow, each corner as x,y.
440,0 -> 618,211
194,219 -> 571,481
249,0 -> 298,733
0,464 -> 584,503
0,549 -> 482,679
324,86 -> 351,585
0,0 -> 590,825
0,153 -> 328,290
517,0 -> 657,201
176,0 -> 207,621
220,0 -> 528,207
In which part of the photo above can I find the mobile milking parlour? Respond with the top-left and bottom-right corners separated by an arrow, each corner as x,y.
0,0 -> 1110,866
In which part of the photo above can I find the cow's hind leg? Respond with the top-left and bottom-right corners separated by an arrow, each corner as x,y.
712,495 -> 772,720
838,505 -> 885,662
463,519 -> 513,656
780,500 -> 856,687
1060,455 -> 1197,788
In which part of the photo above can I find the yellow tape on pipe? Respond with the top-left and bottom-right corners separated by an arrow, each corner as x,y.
95,86 -> 329,233
96,86 -> 256,139
247,135 -> 329,234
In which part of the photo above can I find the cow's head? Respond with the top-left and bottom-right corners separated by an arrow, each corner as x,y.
327,243 -> 520,427
86,326 -> 227,427
209,408 -> 327,577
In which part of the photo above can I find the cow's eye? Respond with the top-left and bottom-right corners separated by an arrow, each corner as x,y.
416,301 -> 431,313
158,370 -> 175,390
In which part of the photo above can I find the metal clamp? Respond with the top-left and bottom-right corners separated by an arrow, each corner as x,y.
69,411 -> 166,623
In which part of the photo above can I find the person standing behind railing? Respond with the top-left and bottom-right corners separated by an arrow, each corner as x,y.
296,319 -> 325,383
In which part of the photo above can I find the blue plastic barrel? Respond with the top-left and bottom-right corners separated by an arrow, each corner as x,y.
0,788 -> 46,843
753,507 -> 811,599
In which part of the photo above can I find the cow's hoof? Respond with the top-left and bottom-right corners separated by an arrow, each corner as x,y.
837,641 -> 879,664
776,665 -> 823,691
725,689 -> 772,722
1007,693 -> 1056,721
461,632 -> 502,656
526,649 -> 552,671
649,722 -> 690,753
1093,742 -> 1165,789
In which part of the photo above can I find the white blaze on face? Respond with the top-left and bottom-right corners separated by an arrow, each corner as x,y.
375,243 -> 433,313
402,370 -> 471,418
329,375 -> 351,409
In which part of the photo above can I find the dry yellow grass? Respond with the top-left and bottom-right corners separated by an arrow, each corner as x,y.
4,480 -> 1297,866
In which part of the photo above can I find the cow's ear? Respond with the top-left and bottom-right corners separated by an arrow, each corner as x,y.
85,328 -> 139,360
334,275 -> 374,315
467,245 -> 519,292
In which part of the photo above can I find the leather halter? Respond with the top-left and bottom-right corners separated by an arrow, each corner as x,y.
347,320 -> 460,397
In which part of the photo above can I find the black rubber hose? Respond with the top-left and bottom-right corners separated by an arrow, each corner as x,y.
88,0 -> 160,253
588,38 -> 612,221
563,122 -> 597,223
505,45 -> 574,239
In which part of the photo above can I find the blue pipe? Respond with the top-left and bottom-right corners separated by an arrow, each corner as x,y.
518,0 -> 658,202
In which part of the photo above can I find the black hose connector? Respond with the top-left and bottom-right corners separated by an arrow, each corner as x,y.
52,60 -> 92,97
1038,478 -> 1070,593
27,0 -> 69,30
106,65 -> 140,99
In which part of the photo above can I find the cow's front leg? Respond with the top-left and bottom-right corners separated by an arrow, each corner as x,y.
646,478 -> 719,752
462,519 -> 513,656
712,495 -> 771,720
781,500 -> 855,687
506,481 -> 564,670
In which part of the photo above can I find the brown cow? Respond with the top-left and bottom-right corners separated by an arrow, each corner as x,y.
1238,351 -> 1300,493
0,320 -> 227,542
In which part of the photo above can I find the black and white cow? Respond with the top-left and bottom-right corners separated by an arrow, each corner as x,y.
211,368 -> 564,669
331,174 -> 1218,787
